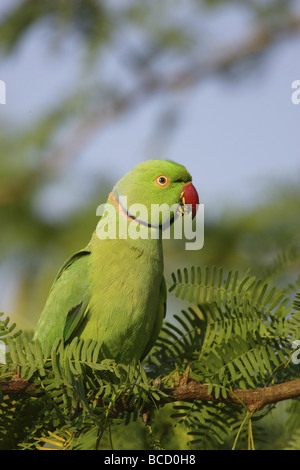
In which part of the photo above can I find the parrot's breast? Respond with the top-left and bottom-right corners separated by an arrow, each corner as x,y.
84,237 -> 164,362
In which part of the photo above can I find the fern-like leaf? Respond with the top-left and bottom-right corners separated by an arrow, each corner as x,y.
169,266 -> 287,315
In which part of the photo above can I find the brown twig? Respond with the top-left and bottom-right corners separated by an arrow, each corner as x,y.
2,376 -> 300,414
0,377 -> 36,395
43,16 -> 300,170
163,378 -> 300,413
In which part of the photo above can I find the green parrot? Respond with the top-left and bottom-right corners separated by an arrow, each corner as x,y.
33,160 -> 199,363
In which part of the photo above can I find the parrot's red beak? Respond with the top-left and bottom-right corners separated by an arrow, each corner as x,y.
180,182 -> 199,218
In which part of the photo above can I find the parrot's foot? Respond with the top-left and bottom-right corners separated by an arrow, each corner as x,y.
142,411 -> 150,424
69,400 -> 82,420
179,363 -> 191,386
12,365 -> 21,381
151,377 -> 162,389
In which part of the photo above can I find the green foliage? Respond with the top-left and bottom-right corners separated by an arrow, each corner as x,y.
147,265 -> 300,449
1,261 -> 300,450
0,0 -> 112,53
0,324 -> 167,450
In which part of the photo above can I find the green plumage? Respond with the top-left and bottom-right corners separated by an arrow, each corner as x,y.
33,159 -> 194,362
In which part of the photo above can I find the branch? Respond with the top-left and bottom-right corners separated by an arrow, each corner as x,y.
0,376 -> 35,395
2,376 -> 300,414
40,15 -> 300,174
163,378 -> 300,413
2,16 -> 300,206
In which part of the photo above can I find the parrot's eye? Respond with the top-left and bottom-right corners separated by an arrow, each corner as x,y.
155,175 -> 169,187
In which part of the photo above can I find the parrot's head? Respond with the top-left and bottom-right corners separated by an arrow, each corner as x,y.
110,160 -> 199,228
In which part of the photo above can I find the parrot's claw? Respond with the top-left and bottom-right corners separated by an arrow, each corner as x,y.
151,377 -> 162,389
179,363 -> 191,386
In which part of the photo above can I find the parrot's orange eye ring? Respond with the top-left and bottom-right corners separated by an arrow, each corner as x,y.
155,175 -> 170,187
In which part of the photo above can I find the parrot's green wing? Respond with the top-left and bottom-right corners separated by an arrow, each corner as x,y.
53,248 -> 91,286
63,300 -> 90,343
54,248 -> 91,343
33,247 -> 92,349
